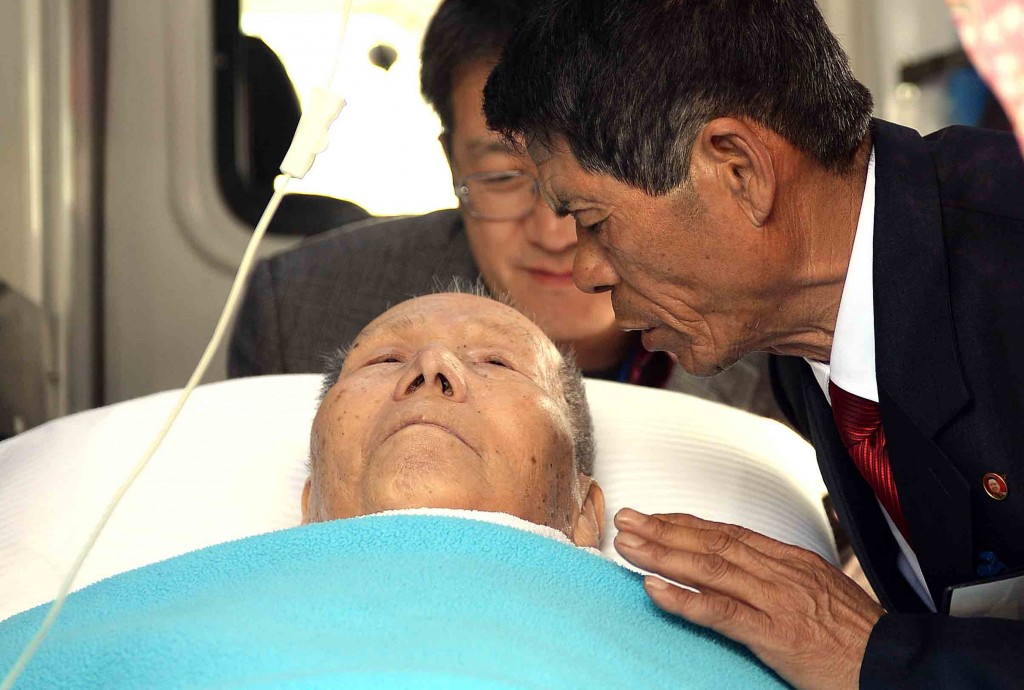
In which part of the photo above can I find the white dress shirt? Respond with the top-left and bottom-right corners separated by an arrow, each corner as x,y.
805,151 -> 937,611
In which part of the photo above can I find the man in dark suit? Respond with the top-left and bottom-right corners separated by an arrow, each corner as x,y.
483,0 -> 1024,687
228,0 -> 785,425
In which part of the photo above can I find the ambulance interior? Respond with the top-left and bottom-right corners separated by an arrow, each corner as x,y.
0,0 -> 1015,685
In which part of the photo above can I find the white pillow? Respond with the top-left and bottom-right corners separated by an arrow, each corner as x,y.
0,375 -> 834,621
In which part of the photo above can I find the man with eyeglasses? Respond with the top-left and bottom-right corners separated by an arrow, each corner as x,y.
227,0 -> 784,426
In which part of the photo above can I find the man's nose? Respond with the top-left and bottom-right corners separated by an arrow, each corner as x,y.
393,347 -> 469,402
522,201 -> 577,254
572,227 -> 619,294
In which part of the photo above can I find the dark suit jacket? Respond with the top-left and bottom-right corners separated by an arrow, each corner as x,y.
772,120 -> 1024,688
229,210 -> 477,376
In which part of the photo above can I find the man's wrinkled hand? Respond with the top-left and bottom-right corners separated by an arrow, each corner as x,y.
614,508 -> 884,690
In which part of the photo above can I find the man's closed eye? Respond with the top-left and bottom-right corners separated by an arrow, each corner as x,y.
366,355 -> 403,366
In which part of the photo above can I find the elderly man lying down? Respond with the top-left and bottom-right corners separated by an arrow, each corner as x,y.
301,292 -> 602,542
0,293 -> 788,689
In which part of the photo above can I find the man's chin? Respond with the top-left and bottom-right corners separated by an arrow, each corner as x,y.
672,350 -> 741,378
365,438 -> 482,495
650,332 -> 740,378
366,490 -> 478,515
370,436 -> 477,471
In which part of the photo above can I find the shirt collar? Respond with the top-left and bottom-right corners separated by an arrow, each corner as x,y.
806,149 -> 878,403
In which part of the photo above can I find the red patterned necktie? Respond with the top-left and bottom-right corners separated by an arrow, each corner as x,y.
828,380 -> 911,543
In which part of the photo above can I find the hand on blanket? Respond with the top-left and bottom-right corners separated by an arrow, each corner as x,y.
613,508 -> 883,690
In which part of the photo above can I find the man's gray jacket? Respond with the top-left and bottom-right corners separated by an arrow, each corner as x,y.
229,210 -> 475,377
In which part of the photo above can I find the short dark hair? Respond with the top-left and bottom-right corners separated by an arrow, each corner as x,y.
484,0 -> 874,195
420,0 -> 536,136
317,282 -> 596,476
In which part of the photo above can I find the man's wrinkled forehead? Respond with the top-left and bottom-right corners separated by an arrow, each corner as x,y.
524,140 -> 568,213
354,297 -> 561,365
359,308 -> 536,345
359,312 -> 427,341
523,137 -> 599,218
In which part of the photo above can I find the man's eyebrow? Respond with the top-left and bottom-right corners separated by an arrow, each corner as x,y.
390,314 -> 421,331
361,313 -> 424,340
467,137 -> 516,158
544,186 -> 598,216
484,319 -> 533,344
552,196 -> 572,218
537,185 -> 570,217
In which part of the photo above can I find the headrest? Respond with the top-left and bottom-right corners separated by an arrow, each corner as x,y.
0,375 -> 834,620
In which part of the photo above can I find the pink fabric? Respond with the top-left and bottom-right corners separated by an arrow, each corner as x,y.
948,0 -> 1024,154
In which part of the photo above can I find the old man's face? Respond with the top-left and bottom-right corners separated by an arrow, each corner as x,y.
304,293 -> 601,545
529,137 -> 801,377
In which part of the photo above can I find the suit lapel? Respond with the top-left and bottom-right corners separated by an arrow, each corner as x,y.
787,359 -> 926,612
878,387 -> 973,603
871,119 -> 974,599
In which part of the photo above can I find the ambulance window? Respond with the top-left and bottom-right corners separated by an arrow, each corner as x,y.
215,0 -> 457,232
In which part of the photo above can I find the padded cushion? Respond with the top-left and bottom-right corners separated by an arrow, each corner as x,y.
0,375 -> 834,620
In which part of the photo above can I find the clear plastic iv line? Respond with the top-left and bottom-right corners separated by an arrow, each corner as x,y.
1,1 -> 352,686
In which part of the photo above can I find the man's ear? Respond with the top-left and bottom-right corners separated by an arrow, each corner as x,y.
301,477 -> 312,525
571,477 -> 606,548
692,117 -> 776,227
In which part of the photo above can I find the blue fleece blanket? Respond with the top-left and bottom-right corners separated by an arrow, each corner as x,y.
0,515 -> 789,688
